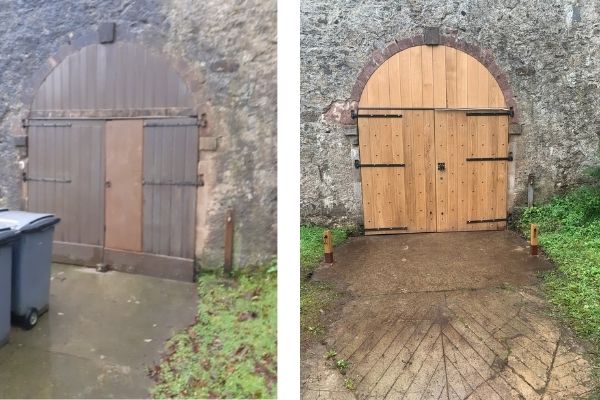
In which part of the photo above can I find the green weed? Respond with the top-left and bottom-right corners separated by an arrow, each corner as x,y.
344,378 -> 357,391
336,359 -> 350,375
150,263 -> 277,399
325,350 -> 337,360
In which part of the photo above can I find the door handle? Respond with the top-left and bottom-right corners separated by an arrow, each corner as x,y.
105,181 -> 112,188
437,162 -> 446,171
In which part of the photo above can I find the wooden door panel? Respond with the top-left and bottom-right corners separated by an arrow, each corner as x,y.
465,115 -> 508,231
105,120 -> 143,252
28,121 -> 105,247
142,118 -> 198,259
359,111 -> 435,233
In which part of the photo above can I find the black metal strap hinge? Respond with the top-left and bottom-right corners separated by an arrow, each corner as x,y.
24,176 -> 71,183
355,160 -> 405,169
467,218 -> 508,224
351,110 -> 403,119
365,226 -> 408,232
142,180 -> 199,187
466,107 -> 514,117
466,152 -> 513,162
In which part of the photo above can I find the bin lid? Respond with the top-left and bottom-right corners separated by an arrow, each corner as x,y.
0,210 -> 60,233
0,222 -> 18,245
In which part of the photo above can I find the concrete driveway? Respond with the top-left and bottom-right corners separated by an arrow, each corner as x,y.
301,231 -> 595,399
0,264 -> 197,398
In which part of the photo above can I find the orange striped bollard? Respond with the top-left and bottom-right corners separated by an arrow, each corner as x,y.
323,229 -> 333,263
530,224 -> 539,256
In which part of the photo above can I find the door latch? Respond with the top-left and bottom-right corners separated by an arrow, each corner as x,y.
437,162 -> 446,171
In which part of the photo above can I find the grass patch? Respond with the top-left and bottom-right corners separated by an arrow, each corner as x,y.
300,226 -> 351,278
519,185 -> 600,344
150,261 -> 277,399
300,225 -> 351,342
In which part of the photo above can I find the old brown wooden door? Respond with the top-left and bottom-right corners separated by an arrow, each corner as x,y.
358,45 -> 509,234
27,118 -> 199,281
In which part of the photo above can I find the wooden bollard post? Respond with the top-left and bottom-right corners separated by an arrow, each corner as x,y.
530,224 -> 538,256
323,229 -> 333,263
224,209 -> 234,275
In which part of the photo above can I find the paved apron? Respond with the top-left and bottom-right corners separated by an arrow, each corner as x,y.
0,264 -> 197,398
301,231 -> 595,399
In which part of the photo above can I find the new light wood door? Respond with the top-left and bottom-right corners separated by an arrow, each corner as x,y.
359,111 -> 508,233
434,112 -> 508,232
358,45 -> 509,234
359,111 -> 436,234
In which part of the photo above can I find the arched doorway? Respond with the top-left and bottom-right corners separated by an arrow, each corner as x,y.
26,42 -> 199,281
356,45 -> 511,234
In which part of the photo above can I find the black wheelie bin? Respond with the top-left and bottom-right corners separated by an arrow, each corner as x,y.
0,223 -> 18,346
0,210 -> 60,330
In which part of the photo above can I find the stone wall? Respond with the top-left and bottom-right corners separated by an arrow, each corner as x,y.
301,0 -> 600,226
0,0 -> 276,268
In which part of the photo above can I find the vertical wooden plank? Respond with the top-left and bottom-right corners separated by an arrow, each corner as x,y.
376,62 -> 396,227
421,46 -> 434,107
169,126 -> 185,257
435,111 -> 448,231
467,115 -> 478,230
184,125 -> 198,258
432,45 -> 447,108
403,112 -> 416,231
388,55 -> 402,106
93,123 -> 105,246
424,111 -> 436,232
466,55 -> 480,108
96,44 -> 107,109
158,129 -> 171,255
389,57 -> 406,228
143,126 -> 156,254
358,86 -> 377,229
413,111 -> 426,231
488,115 -> 499,230
398,49 -> 412,108
480,116 -> 493,230
477,64 -> 490,107
105,120 -> 143,251
409,46 -> 424,107
456,50 -> 468,107
445,47 -> 458,108
71,124 -> 81,244
446,112 -> 459,231
488,73 -> 504,108
496,116 -> 508,229
456,113 -> 469,231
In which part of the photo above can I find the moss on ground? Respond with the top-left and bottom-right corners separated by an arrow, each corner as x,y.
300,226 -> 351,342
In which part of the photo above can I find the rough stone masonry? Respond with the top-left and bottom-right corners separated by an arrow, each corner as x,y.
301,0 -> 600,226
0,0 -> 276,268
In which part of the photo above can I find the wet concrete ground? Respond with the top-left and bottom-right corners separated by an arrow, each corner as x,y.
0,263 -> 197,398
301,231 -> 596,399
